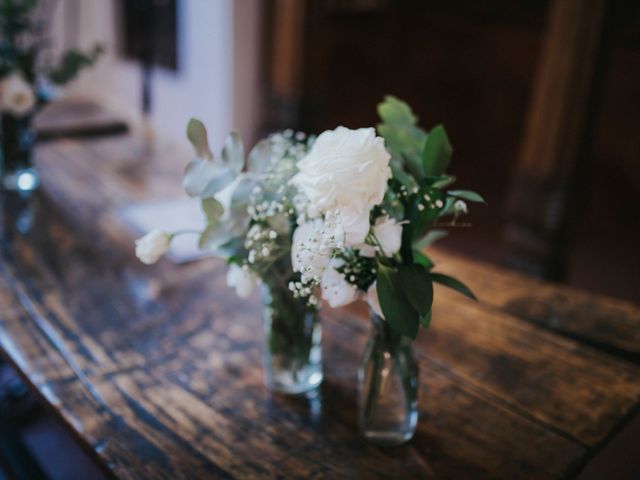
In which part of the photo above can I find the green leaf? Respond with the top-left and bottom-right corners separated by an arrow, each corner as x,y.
186,119 -> 213,159
427,175 -> 456,189
377,95 -> 427,178
221,132 -> 244,175
413,250 -> 434,269
410,188 -> 444,238
399,264 -> 433,317
431,273 -> 477,301
448,190 -> 486,203
422,125 -> 452,176
414,229 -> 448,250
376,264 -> 420,339
421,309 -> 432,329
201,197 -> 224,224
391,162 -> 412,187
378,95 -> 418,125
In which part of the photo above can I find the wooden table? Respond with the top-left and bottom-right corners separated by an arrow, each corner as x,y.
1,134 -> 640,479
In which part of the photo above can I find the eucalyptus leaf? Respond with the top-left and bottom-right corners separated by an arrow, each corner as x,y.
228,177 -> 256,235
376,263 -> 420,339
198,224 -> 235,251
448,190 -> 486,203
199,168 -> 237,198
221,132 -> 245,175
399,264 -> 433,317
184,158 -> 220,197
247,139 -> 272,174
201,197 -> 224,225
422,125 -> 452,176
186,119 -> 213,159
415,229 -> 448,250
431,273 -> 477,301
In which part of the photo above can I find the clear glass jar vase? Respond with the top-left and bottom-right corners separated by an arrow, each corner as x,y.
261,276 -> 322,394
1,113 -> 39,194
358,312 -> 419,446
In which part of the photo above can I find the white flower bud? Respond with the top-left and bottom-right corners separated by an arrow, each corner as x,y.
454,199 -> 468,214
135,229 -> 171,265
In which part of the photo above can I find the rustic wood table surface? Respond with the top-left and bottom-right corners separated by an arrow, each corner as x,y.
1,134 -> 639,479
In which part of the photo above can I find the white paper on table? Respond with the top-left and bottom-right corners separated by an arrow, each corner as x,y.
119,197 -> 209,263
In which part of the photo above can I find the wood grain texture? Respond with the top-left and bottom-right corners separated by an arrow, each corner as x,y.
0,134 -> 639,479
429,249 -> 640,362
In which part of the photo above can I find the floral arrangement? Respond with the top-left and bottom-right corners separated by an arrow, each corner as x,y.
292,96 -> 481,338
137,96 -> 482,340
0,0 -> 102,116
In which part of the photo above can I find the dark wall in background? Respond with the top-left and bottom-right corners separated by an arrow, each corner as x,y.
265,0 -> 640,302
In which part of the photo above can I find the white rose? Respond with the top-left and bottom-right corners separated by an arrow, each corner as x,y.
0,73 -> 36,117
135,229 -> 171,265
291,126 -> 391,245
226,264 -> 258,299
367,282 -> 384,319
320,259 -> 359,308
291,219 -> 331,283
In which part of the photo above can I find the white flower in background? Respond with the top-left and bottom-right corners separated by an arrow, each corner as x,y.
372,215 -> 403,256
367,282 -> 384,319
226,264 -> 258,299
135,229 -> 171,265
454,199 -> 468,215
291,219 -> 332,282
320,259 -> 359,308
291,126 -> 391,245
0,73 -> 36,117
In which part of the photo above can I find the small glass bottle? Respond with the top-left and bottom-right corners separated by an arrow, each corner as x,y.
358,312 -> 418,446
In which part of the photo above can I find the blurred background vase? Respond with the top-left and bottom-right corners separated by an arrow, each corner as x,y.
358,312 -> 418,446
1,113 -> 39,196
261,273 -> 322,394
